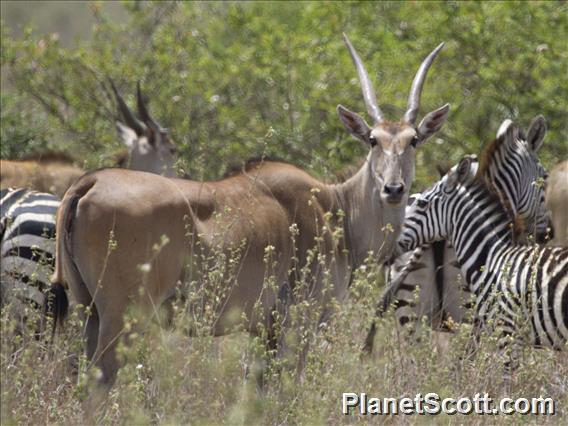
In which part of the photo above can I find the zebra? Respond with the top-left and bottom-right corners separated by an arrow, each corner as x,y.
396,142 -> 567,369
1,188 -> 59,332
363,116 -> 550,352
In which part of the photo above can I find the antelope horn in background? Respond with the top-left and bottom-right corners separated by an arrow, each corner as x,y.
137,81 -> 161,131
404,42 -> 445,124
343,33 -> 384,124
109,79 -> 147,135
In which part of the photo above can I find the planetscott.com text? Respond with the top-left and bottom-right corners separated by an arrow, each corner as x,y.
342,392 -> 555,416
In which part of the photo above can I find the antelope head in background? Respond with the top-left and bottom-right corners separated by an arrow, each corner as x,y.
110,81 -> 178,176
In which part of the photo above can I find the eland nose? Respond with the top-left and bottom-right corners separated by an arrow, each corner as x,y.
384,183 -> 405,196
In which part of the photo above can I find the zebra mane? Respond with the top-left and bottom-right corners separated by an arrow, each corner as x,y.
476,136 -> 503,180
483,177 -> 525,241
475,131 -> 526,241
475,122 -> 526,180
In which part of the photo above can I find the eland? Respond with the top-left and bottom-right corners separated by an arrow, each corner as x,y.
1,82 -> 179,335
545,160 -> 568,245
47,34 -> 450,394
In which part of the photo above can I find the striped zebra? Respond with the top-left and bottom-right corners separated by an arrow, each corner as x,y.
1,188 -> 59,331
396,144 -> 567,360
363,117 -> 550,352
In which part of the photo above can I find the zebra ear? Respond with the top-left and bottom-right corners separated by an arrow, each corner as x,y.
496,119 -> 513,139
455,156 -> 473,184
446,156 -> 473,191
527,115 -> 546,152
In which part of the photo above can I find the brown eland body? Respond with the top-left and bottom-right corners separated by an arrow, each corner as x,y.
0,82 -> 178,198
48,34 -> 450,394
0,83 -> 179,338
546,160 -> 568,245
1,154 -> 84,199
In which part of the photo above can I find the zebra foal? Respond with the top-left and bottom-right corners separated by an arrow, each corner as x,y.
396,138 -> 567,362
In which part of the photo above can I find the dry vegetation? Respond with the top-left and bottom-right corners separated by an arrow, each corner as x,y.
1,249 -> 566,424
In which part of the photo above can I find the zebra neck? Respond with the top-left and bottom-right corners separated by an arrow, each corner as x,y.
451,182 -> 514,291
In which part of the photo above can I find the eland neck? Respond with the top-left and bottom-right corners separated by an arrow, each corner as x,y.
332,152 -> 408,267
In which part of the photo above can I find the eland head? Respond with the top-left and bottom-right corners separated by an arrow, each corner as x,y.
338,34 -> 450,205
111,81 -> 178,177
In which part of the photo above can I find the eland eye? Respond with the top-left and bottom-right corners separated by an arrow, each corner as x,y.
410,136 -> 419,148
369,136 -> 378,147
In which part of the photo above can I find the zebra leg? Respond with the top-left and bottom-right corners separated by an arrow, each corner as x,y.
362,260 -> 414,354
499,332 -> 519,393
362,322 -> 377,355
463,318 -> 483,362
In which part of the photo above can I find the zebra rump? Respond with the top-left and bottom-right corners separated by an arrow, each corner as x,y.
1,188 -> 59,310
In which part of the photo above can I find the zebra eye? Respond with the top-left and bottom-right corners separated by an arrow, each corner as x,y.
416,198 -> 429,208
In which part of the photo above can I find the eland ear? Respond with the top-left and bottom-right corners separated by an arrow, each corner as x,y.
337,104 -> 372,145
527,115 -> 546,152
116,121 -> 137,149
416,103 -> 450,145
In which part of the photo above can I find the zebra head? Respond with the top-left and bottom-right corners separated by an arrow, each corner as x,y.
396,156 -> 477,254
489,116 -> 549,242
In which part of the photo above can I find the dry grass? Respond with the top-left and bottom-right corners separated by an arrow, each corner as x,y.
1,258 -> 567,425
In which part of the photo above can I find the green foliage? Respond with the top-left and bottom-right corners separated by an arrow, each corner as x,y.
0,91 -> 50,159
1,1 -> 566,184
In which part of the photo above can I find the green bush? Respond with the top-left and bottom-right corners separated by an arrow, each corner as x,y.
2,1 -> 566,184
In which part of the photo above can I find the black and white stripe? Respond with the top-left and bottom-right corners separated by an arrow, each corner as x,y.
363,118 -> 550,351
397,154 -> 567,353
1,188 -> 59,309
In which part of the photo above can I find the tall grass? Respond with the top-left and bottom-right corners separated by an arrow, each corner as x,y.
1,246 -> 566,425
